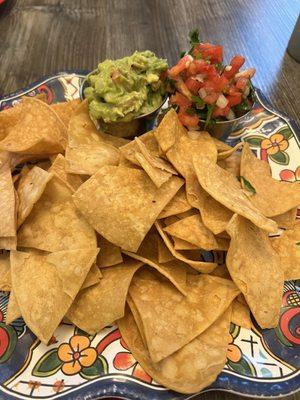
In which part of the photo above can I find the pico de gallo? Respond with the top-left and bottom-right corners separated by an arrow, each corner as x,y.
167,30 -> 255,128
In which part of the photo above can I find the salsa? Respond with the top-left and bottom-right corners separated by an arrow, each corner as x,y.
167,30 -> 255,128
84,51 -> 168,123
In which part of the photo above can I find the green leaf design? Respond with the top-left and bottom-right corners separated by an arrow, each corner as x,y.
243,136 -> 263,147
227,356 -> 256,376
229,323 -> 240,338
0,323 -> 17,364
277,127 -> 293,140
80,356 -> 108,379
74,327 -> 96,342
240,176 -> 256,194
32,349 -> 62,377
269,151 -> 290,165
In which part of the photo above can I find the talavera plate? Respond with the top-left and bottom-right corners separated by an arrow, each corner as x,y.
0,72 -> 299,400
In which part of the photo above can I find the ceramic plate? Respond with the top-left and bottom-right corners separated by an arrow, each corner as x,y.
0,72 -> 299,400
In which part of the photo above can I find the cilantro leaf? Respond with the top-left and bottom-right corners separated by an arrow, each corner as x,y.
191,95 -> 204,107
189,29 -> 200,47
204,104 -> 215,129
240,176 -> 256,194
185,108 -> 196,115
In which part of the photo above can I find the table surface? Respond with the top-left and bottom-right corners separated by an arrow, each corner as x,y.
0,1 -> 299,400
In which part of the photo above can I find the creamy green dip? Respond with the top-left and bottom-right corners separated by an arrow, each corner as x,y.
84,51 -> 168,123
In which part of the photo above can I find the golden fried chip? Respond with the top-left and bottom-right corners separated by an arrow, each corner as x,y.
129,273 -> 238,362
201,197 -> 233,235
0,97 -> 66,154
66,258 -> 143,334
17,166 -> 53,228
173,237 -> 199,250
218,152 -> 241,177
231,295 -> 252,329
240,143 -> 300,217
11,248 -> 98,343
118,306 -> 231,394
6,290 -> 21,324
120,131 -> 161,165
18,176 -> 97,252
73,165 -> 183,252
226,214 -> 284,328
273,208 -> 297,230
97,235 -> 123,268
217,142 -> 243,160
155,220 -> 217,273
0,236 -> 16,251
65,101 -> 122,175
81,263 -> 102,290
49,154 -> 83,192
51,99 -> 81,127
210,264 -> 231,279
158,186 -> 192,219
193,155 -> 277,233
0,159 -> 15,237
164,214 -> 227,251
135,151 -> 172,188
157,236 -> 175,263
0,252 -> 11,291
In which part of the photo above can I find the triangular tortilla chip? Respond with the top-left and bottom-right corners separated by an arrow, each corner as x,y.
193,154 -> 277,233
135,151 -> 172,188
272,208 -> 297,230
65,100 -> 122,175
129,273 -> 238,362
49,154 -> 82,192
120,131 -> 161,165
218,152 -> 241,177
17,166 -> 53,228
200,196 -> 233,235
18,176 -> 97,252
0,236 -> 16,251
154,109 -> 187,153
0,154 -> 15,237
231,295 -> 252,329
118,306 -> 231,394
0,252 -> 11,291
6,290 -> 22,324
158,186 -> 192,219
157,236 -> 175,263
0,97 -> 66,154
10,248 -> 98,343
226,214 -> 284,328
97,235 -> 123,268
240,143 -> 300,217
155,220 -> 217,273
81,263 -> 102,290
73,165 -> 183,252
172,236 -> 199,250
217,142 -> 243,160
66,258 -> 143,334
51,99 -> 81,128
210,264 -> 231,279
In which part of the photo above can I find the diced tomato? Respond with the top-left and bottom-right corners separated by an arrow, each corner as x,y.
169,91 -> 191,110
209,75 -> 229,91
223,55 -> 245,79
235,77 -> 248,90
203,92 -> 219,104
228,85 -> 242,96
178,112 -> 199,127
192,43 -> 223,63
212,105 -> 230,118
184,77 -> 202,94
186,59 -> 207,75
226,94 -> 242,107
168,55 -> 193,77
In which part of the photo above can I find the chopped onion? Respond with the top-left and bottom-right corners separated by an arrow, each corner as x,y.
227,110 -> 236,120
243,85 -> 250,98
235,68 -> 256,79
216,94 -> 229,109
193,74 -> 205,82
198,88 -> 207,99
225,65 -> 232,71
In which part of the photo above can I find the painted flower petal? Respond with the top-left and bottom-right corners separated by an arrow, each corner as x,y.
295,166 -> 300,181
261,138 -> 272,150
70,335 -> 90,353
278,140 -> 289,152
227,343 -> 242,363
266,145 -> 279,155
279,169 -> 295,182
113,351 -> 136,370
61,360 -> 81,375
271,133 -> 285,144
57,343 -> 73,363
132,363 -> 152,383
79,347 -> 98,367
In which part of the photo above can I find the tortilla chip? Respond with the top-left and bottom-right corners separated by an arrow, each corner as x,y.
118,306 -> 231,394
0,97 -> 66,154
51,99 -> 81,128
226,214 -> 284,328
155,220 -> 217,273
213,138 -> 232,153
164,214 -> 227,251
173,236 -> 199,250
18,176 -> 97,252
193,154 -> 277,233
217,142 -> 243,160
73,165 -> 183,252
129,273 -> 238,362
210,264 -> 231,279
218,152 -> 241,177
240,143 -> 300,217
97,235 -> 123,268
0,252 -> 11,291
157,237 -> 175,263
0,236 -> 16,251
270,223 -> 300,280
231,296 -> 252,329
273,208 -> 297,230
201,197 -> 233,235
65,100 -> 122,175
10,248 -> 98,343
120,131 -> 161,165
49,154 -> 83,192
158,186 -> 192,219
135,152 -> 172,188
154,109 -> 187,153
0,154 -> 15,237
17,166 -> 53,228
6,290 -> 22,324
81,263 -> 102,290
66,258 -> 143,334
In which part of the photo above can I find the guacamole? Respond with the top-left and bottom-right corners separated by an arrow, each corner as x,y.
84,51 -> 168,123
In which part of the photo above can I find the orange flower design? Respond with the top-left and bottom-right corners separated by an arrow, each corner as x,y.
227,334 -> 242,363
57,335 -> 97,375
261,133 -> 288,155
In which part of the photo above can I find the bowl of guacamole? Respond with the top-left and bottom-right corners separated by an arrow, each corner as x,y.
83,51 -> 168,137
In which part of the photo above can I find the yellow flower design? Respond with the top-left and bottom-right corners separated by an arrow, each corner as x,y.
261,133 -> 288,155
57,335 -> 97,375
227,334 -> 242,363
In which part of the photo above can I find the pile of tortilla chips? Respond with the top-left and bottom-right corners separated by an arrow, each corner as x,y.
0,98 -> 299,394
